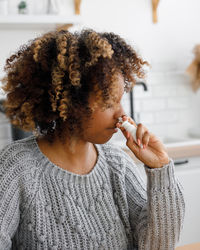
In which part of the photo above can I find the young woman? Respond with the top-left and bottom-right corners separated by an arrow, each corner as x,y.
0,29 -> 185,250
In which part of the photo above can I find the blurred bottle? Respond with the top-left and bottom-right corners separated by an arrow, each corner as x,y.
48,0 -> 74,15
0,0 -> 8,15
28,0 -> 48,15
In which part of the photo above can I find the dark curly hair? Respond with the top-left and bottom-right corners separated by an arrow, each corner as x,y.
1,28 -> 148,144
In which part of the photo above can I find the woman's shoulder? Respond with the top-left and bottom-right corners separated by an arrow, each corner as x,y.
0,135 -> 38,171
0,136 -> 41,224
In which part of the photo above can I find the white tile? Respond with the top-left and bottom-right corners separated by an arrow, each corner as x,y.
146,73 -> 164,85
176,84 -> 193,97
121,98 -> 130,116
155,111 -> 178,123
142,98 -> 166,111
138,112 -> 154,125
134,99 -> 142,112
166,123 -> 189,138
145,124 -> 168,138
152,85 -> 177,97
132,85 -> 152,98
167,97 -> 191,109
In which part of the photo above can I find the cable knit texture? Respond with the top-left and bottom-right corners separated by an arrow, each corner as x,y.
0,135 -> 185,250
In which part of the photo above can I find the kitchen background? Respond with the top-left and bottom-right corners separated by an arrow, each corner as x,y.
1,0 -> 200,145
0,0 -> 200,248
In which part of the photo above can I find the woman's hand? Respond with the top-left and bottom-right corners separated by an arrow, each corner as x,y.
116,116 -> 170,168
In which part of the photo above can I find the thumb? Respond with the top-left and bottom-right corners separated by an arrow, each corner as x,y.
126,133 -> 139,154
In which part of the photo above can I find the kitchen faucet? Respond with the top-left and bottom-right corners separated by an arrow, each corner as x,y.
129,81 -> 148,121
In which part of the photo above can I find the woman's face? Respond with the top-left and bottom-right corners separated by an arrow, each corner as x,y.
82,73 -> 126,144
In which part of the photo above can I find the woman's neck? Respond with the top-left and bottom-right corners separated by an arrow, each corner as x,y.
36,136 -> 98,175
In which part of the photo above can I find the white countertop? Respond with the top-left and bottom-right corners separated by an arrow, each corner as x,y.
114,137 -> 200,163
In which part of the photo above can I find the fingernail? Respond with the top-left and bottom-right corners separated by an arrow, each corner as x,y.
143,144 -> 146,149
137,139 -> 140,146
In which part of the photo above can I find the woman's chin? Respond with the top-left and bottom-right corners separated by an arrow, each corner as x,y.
86,129 -> 118,144
92,134 -> 114,144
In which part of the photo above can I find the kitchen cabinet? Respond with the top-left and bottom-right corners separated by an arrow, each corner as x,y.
174,157 -> 200,246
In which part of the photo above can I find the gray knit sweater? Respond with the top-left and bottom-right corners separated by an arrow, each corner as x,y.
0,135 -> 185,250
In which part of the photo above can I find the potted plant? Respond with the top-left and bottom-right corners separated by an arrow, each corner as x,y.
18,0 -> 27,14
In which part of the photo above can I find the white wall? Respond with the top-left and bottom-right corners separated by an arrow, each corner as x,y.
1,0 -> 200,148
2,0 -> 200,71
81,0 -> 200,65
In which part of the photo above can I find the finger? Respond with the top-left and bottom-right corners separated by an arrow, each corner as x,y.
125,130 -> 134,141
122,115 -> 128,122
126,135 -> 140,153
126,131 -> 130,139
136,123 -> 143,146
142,131 -> 150,149
124,130 -> 129,140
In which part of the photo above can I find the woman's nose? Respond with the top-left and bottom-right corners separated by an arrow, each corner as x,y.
114,104 -> 126,119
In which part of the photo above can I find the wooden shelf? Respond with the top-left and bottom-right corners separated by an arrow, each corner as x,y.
0,14 -> 82,29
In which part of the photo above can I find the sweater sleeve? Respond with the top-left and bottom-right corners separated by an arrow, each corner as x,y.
125,157 -> 185,250
0,145 -> 21,250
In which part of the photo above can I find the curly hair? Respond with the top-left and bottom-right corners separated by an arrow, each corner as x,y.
1,29 -> 148,144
